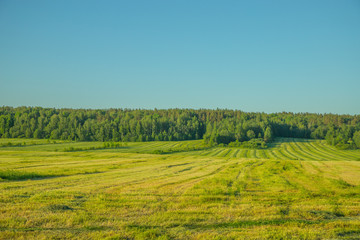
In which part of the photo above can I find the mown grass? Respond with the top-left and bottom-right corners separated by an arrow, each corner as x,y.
0,138 -> 360,239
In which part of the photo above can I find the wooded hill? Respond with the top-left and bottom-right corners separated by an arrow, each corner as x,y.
1,106 -> 360,149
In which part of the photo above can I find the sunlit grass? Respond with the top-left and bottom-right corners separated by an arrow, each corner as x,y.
0,138 -> 360,239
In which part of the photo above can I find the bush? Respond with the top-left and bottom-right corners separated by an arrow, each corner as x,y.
63,142 -> 125,152
228,139 -> 267,149
335,143 -> 354,150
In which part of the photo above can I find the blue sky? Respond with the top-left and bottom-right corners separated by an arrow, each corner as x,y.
0,0 -> 359,114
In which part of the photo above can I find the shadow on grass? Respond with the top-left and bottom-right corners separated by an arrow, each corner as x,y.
0,170 -> 64,181
0,226 -> 113,232
45,204 -> 73,212
126,219 -> 323,231
182,219 -> 322,229
337,229 -> 360,237
0,170 -> 103,181
265,137 -> 314,149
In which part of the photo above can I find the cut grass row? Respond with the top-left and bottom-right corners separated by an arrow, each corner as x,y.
2,138 -> 359,161
193,138 -> 360,161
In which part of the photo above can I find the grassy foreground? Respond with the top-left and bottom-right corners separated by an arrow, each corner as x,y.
1,138 -> 360,239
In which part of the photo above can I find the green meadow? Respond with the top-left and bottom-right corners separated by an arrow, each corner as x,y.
1,138 -> 360,239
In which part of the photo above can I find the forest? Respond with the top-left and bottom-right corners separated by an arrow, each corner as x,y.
0,106 -> 360,149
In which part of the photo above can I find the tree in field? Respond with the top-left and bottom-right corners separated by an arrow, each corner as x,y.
264,126 -> 273,143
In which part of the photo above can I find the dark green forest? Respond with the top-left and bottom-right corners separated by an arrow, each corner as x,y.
1,106 -> 360,149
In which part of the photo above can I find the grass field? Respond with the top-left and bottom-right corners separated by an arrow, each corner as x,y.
1,138 -> 360,239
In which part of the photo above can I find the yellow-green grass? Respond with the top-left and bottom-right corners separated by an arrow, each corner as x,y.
1,138 -> 360,239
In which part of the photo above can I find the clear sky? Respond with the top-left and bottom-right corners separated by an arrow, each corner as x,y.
0,0 -> 359,114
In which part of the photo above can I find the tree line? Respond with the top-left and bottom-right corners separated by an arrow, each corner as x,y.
1,106 -> 360,149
